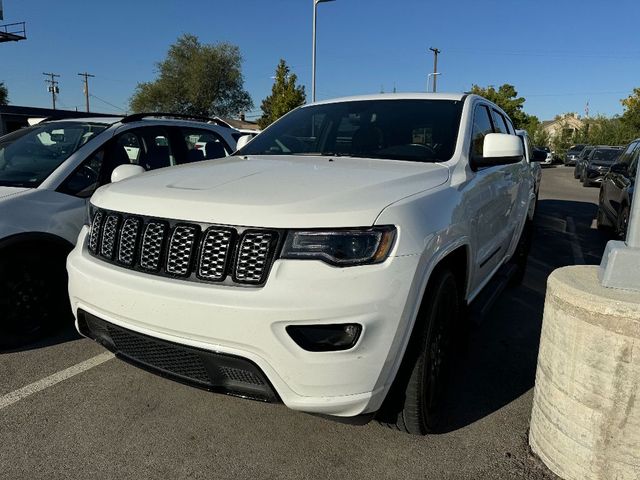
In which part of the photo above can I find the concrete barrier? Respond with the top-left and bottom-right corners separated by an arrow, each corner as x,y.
529,265 -> 640,480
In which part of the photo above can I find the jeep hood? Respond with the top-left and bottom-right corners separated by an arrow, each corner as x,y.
91,155 -> 449,228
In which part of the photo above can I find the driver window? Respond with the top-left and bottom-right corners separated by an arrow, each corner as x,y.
471,105 -> 495,158
58,148 -> 104,198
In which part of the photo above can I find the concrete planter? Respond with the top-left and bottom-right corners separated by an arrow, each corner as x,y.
530,266 -> 640,480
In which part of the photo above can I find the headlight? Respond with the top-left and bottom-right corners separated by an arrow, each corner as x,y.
281,226 -> 396,266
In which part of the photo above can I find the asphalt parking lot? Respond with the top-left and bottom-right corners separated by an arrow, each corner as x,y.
0,166 -> 608,480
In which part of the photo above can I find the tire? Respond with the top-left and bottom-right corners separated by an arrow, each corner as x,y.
377,269 -> 461,435
0,251 -> 71,348
574,167 -> 580,179
617,205 -> 630,240
596,206 -> 613,231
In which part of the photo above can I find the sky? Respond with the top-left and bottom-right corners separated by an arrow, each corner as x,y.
1,0 -> 639,121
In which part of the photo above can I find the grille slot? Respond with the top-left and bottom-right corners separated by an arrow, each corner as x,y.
197,228 -> 234,281
166,225 -> 199,276
140,222 -> 168,271
88,211 -> 104,253
118,217 -> 141,266
234,231 -> 276,284
87,208 -> 279,287
100,214 -> 120,259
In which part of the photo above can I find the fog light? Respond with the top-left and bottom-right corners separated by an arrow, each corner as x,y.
286,324 -> 362,352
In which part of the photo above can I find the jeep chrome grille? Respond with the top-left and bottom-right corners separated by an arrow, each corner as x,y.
235,232 -> 276,283
87,209 -> 279,286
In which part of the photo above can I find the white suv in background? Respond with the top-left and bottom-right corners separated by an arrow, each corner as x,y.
0,114 -> 237,347
68,94 -> 536,434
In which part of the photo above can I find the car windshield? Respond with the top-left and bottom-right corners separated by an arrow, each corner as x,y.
580,148 -> 593,158
238,99 -> 464,163
591,149 -> 621,163
0,122 -> 108,187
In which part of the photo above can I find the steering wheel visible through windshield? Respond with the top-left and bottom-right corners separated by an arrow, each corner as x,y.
239,99 -> 464,163
0,122 -> 108,188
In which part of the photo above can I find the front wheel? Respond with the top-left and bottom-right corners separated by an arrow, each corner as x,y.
0,252 -> 71,348
377,269 -> 460,435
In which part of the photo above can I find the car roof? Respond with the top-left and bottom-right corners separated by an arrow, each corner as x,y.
310,92 -> 467,106
45,116 -> 235,130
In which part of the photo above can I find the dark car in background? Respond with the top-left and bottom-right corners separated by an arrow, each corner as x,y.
597,139 -> 639,238
573,146 -> 593,177
581,146 -> 622,187
565,144 -> 586,166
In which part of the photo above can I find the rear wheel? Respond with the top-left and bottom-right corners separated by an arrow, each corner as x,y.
0,251 -> 71,348
377,269 -> 461,435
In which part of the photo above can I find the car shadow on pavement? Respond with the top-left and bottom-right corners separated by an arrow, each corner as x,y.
1,322 -> 81,354
437,199 -> 611,433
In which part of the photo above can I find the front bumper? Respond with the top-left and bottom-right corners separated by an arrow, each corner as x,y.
68,227 -> 418,417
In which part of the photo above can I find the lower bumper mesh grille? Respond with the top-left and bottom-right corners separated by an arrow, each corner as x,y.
77,310 -> 278,402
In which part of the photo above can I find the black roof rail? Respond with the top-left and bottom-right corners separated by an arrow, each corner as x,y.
120,112 -> 229,126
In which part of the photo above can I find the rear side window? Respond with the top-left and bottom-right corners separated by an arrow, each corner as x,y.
471,105 -> 495,157
179,128 -> 230,163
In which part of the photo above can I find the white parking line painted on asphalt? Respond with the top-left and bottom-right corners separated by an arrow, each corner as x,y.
0,352 -> 114,411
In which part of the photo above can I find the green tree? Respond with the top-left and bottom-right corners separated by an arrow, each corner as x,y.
130,34 -> 253,117
258,60 -> 306,129
621,88 -> 640,132
581,116 -> 637,146
469,83 -> 537,130
0,82 -> 8,105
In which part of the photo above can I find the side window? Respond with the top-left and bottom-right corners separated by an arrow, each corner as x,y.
491,110 -> 510,134
117,132 -> 143,164
617,142 -> 638,167
471,105 -> 495,157
136,127 -> 175,171
505,117 -> 516,135
629,144 -> 640,176
58,148 -> 105,198
179,128 -> 230,163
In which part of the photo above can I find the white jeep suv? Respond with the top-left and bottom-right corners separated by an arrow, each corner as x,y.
0,114 -> 237,346
67,94 -> 535,434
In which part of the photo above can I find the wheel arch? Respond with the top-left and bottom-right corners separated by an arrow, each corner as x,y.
0,232 -> 74,259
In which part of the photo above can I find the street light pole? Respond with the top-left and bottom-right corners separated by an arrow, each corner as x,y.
312,0 -> 335,103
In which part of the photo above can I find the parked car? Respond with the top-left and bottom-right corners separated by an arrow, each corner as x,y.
0,114 -> 238,346
597,139 -> 639,238
535,146 -> 553,166
68,93 -> 535,435
580,146 -> 622,187
573,145 -> 594,178
565,144 -> 586,166
517,129 -> 544,196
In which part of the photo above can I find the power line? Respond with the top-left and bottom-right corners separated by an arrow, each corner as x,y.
42,72 -> 60,109
77,72 -> 95,112
88,93 -> 127,114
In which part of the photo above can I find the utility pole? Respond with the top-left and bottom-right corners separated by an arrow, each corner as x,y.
429,47 -> 440,93
78,72 -> 95,112
43,72 -> 60,109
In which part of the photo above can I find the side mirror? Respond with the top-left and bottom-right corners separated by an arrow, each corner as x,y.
474,133 -> 524,168
609,162 -> 627,174
111,164 -> 145,183
532,149 -> 548,162
235,134 -> 253,151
